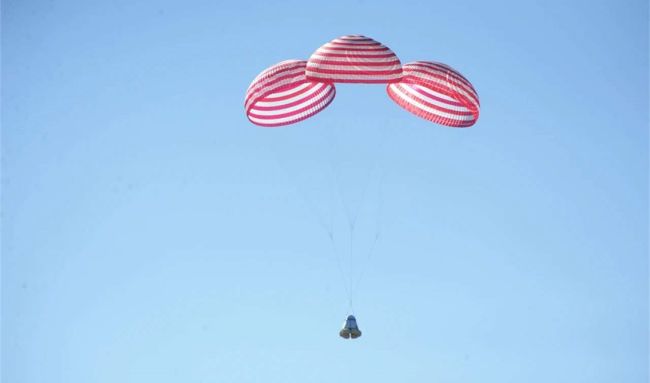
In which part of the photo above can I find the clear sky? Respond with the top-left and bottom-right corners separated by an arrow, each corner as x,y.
2,0 -> 648,382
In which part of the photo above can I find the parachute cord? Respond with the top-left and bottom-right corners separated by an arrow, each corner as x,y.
329,153 -> 374,314
327,231 -> 352,306
325,122 -> 372,233
348,222 -> 355,312
351,231 -> 382,306
322,127 -> 358,311
268,136 -> 353,304
320,126 -> 356,306
348,136 -> 388,307
350,190 -> 384,306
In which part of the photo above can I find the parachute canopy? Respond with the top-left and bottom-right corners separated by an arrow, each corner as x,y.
387,61 -> 480,127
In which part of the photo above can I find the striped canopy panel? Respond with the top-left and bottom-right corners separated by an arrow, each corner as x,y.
306,35 -> 403,84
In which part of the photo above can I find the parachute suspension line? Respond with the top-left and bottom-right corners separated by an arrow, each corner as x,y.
350,167 -> 386,307
346,164 -> 374,311
271,152 -> 331,235
321,124 -> 356,311
349,221 -> 355,313
268,136 -> 353,304
319,125 -> 356,309
326,231 -> 352,306
325,121 -> 371,232
347,120 -> 390,306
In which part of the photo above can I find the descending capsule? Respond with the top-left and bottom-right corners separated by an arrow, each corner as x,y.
339,315 -> 362,339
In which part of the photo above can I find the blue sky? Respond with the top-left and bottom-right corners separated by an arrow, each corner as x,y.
2,0 -> 648,382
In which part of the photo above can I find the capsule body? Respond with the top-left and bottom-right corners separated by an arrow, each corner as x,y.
339,315 -> 362,339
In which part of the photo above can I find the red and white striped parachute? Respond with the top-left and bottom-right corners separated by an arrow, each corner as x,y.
244,35 -> 480,127
387,61 -> 480,127
244,60 -> 336,127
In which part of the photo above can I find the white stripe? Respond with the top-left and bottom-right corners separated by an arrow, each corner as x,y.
389,85 -> 475,122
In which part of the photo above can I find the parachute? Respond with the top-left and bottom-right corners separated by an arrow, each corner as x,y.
244,60 -> 335,127
244,35 -> 480,338
387,61 -> 480,127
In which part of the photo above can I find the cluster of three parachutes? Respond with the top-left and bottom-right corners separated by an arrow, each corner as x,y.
244,34 -> 480,128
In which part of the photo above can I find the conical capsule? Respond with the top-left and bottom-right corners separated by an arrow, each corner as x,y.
339,315 -> 362,339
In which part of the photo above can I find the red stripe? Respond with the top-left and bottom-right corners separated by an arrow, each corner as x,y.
308,58 -> 401,67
